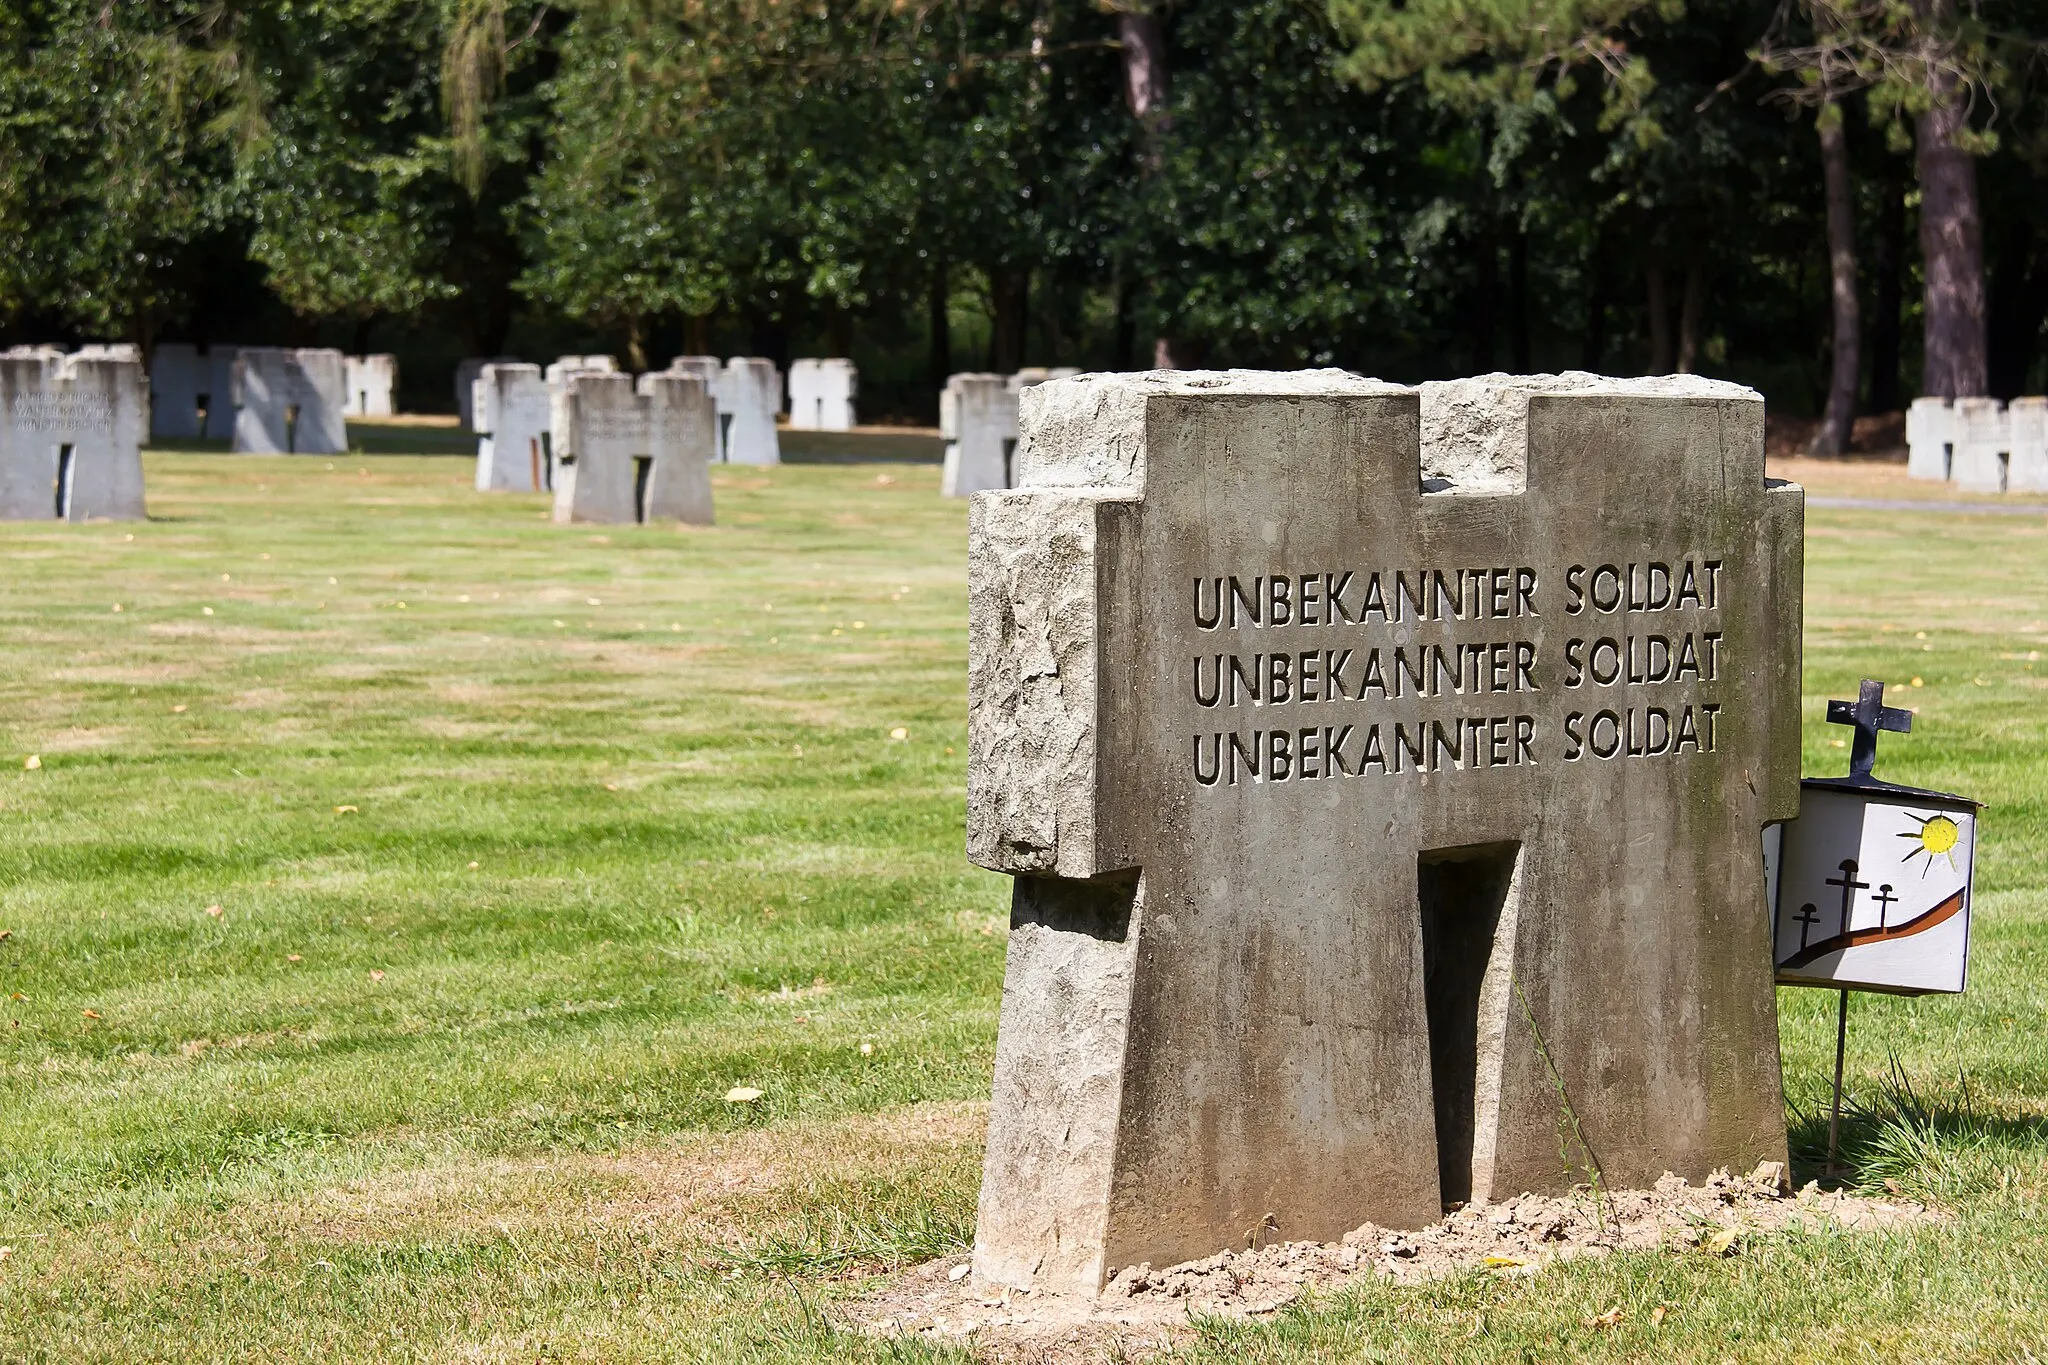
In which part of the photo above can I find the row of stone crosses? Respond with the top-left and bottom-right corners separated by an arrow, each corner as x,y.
1906,395 -> 2048,493
2,339 -> 1085,524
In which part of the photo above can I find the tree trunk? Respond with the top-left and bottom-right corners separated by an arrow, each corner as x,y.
1986,224 -> 2047,399
825,302 -> 853,358
1914,0 -> 1988,398
1040,273 -> 1064,367
1676,256 -> 1702,373
1646,248 -> 1672,374
1119,9 -> 1171,147
1812,107 -> 1861,455
1114,277 -> 1136,371
989,269 -> 1029,373
1869,161 -> 1907,413
927,259 -> 951,392
624,313 -> 648,372
1508,227 -> 1531,372
1583,225 -> 1611,370
1119,6 -> 1180,367
685,313 -> 710,356
1471,225 -> 1498,374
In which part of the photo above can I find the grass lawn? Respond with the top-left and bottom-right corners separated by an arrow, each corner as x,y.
2,450 -> 2045,1361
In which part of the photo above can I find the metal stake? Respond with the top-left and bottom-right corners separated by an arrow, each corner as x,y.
1826,987 -> 1850,1181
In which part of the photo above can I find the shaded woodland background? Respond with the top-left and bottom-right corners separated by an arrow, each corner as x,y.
3,0 -> 2043,433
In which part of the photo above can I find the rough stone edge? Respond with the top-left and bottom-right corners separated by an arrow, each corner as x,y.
1419,371 -> 1764,494
1015,369 -> 1405,493
967,491 -> 1105,879
972,878 -> 1140,1296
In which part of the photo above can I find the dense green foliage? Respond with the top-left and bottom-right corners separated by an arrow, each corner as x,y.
6,0 -> 2048,412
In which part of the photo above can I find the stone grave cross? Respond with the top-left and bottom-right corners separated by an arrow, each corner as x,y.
966,370 -> 1805,1294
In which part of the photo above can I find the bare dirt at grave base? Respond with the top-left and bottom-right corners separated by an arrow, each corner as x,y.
849,1167 -> 1936,1363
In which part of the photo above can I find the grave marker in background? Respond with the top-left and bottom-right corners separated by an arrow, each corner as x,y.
231,348 -> 347,454
457,356 -> 519,430
544,356 -> 620,476
1,349 -> 148,520
344,354 -> 397,417
667,357 -> 781,464
722,358 -> 782,465
551,371 -> 714,525
149,344 -> 240,439
941,368 -> 1079,496
788,358 -> 857,430
473,363 -> 550,492
966,370 -> 1804,1294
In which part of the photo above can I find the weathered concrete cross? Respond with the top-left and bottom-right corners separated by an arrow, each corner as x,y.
967,371 -> 1805,1293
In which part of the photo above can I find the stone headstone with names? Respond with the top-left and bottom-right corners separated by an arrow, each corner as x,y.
473,363 -> 551,492
231,348 -> 348,454
544,355 -> 620,474
344,354 -> 397,417
550,371 -> 714,525
1,349 -> 148,520
150,344 -> 239,439
966,370 -> 1804,1294
788,357 -> 858,430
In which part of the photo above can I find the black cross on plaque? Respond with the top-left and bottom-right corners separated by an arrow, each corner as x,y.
1826,678 -> 1913,782
1824,858 -> 1869,935
1872,883 -> 1897,930
1792,902 -> 1821,948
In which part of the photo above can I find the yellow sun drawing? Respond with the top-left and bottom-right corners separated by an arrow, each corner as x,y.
1898,812 -> 1963,876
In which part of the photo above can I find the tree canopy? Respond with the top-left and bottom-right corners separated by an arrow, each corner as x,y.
5,0 -> 2047,418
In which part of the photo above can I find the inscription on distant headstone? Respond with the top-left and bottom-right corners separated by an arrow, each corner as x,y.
551,371 -> 714,526
0,349 -> 148,521
966,371 -> 1804,1294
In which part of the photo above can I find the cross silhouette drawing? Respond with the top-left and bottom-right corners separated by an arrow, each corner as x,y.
1824,859 -> 1870,935
1872,883 -> 1898,930
1791,901 -> 1822,948
1826,678 -> 1913,782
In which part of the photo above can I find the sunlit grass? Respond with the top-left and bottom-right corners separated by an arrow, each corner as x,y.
0,453 -> 2043,1360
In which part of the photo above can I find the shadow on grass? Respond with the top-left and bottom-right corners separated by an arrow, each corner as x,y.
1788,1054 -> 2048,1197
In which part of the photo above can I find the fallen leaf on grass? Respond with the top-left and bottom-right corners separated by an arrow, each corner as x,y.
860,1042 -> 875,1056
604,783 -> 620,791
334,805 -> 358,814
81,1009 -> 101,1020
205,904 -> 224,919
368,970 -> 385,982
889,727 -> 908,741
172,705 -> 188,713
22,755 -> 38,771
202,607 -> 214,616
1700,1227 -> 1741,1257
724,1087 -> 763,1103
467,861 -> 479,870
287,954 -> 302,963
0,930 -> 11,941
1651,1305 -> 1671,1328
1585,1306 -> 1624,1329
1482,1256 -> 1523,1268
